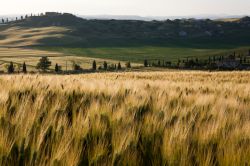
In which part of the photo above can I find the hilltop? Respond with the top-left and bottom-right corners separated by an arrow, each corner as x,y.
1,12 -> 250,48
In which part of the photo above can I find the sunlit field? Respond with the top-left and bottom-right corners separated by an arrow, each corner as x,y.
0,48 -> 140,72
0,71 -> 250,165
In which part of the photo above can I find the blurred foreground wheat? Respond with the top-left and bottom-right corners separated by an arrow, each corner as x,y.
0,71 -> 250,166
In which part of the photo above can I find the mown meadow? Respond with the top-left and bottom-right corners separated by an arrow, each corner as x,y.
0,71 -> 250,166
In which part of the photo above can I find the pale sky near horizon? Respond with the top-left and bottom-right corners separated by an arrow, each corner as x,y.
1,0 -> 250,16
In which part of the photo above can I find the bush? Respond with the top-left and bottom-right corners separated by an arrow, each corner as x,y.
125,62 -> 131,68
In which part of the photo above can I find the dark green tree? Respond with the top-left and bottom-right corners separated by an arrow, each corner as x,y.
158,60 -> 161,66
196,58 -> 199,63
8,62 -> 14,73
92,60 -> 97,70
177,59 -> 181,67
22,62 -> 27,73
144,59 -> 148,67
55,63 -> 60,73
103,61 -> 108,70
213,56 -> 216,62
117,62 -> 122,70
36,56 -> 51,72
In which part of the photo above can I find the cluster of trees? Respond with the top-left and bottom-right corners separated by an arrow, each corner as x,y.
6,56 -> 131,74
84,60 -> 130,71
7,62 -> 27,74
97,61 -> 131,70
142,50 -> 250,70
1,13 -> 45,24
143,59 -> 171,68
177,52 -> 250,69
5,51 -> 250,74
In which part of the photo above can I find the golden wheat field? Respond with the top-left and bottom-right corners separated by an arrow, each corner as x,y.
0,71 -> 250,166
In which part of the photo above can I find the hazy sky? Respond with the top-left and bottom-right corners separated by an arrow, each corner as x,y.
1,0 -> 250,16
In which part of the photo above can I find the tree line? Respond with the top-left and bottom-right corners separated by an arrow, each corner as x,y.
1,13 -> 44,24
143,50 -> 250,70
6,49 -> 250,74
6,56 -> 132,74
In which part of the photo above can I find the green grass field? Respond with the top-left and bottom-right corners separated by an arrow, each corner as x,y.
39,45 -> 250,63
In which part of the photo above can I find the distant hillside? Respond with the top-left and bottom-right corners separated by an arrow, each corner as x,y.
1,12 -> 250,48
79,14 -> 248,21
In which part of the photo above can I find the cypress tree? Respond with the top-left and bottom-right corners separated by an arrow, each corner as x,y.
92,60 -> 97,70
118,62 -> 122,70
22,62 -> 27,73
8,62 -> 14,73
158,60 -> 161,66
103,61 -> 108,70
144,60 -> 148,67
55,63 -> 59,73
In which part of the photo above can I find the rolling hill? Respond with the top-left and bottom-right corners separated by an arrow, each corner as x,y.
1,12 -> 250,47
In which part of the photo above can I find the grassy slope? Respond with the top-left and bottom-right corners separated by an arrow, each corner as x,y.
0,25 -> 250,69
0,26 -> 69,47
0,26 -> 140,71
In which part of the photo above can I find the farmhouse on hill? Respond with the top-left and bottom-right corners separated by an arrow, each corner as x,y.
45,12 -> 61,16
